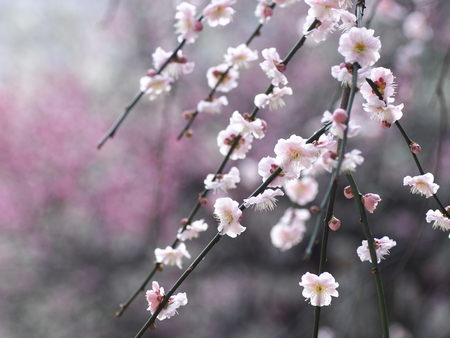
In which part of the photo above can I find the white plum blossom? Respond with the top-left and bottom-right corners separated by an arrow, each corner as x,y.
259,48 -> 288,86
197,96 -> 228,114
321,108 -> 360,139
426,208 -> 450,232
214,197 -> 245,238
217,124 -> 254,160
303,15 -> 338,43
203,0 -> 236,27
244,188 -> 284,211
177,219 -> 209,241
254,0 -> 273,24
274,135 -> 318,172
338,27 -> 381,68
362,101 -> 404,128
254,86 -> 293,110
154,243 -> 191,269
305,0 -> 342,22
146,281 -> 188,320
322,149 -> 364,173
204,166 -> 240,193
174,2 -> 200,43
140,72 -> 174,101
331,62 -> 371,87
224,44 -> 258,69
284,176 -> 319,205
299,272 -> 339,307
206,63 -> 240,92
258,156 -> 299,188
270,207 -> 309,251
403,173 -> 439,198
339,10 -> 356,32
152,47 -> 194,79
229,111 -> 266,139
357,236 -> 397,263
360,67 -> 396,104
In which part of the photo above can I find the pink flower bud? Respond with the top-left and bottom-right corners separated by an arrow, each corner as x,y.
333,108 -> 348,124
362,193 -> 382,213
146,69 -> 157,77
182,110 -> 194,120
344,185 -> 354,199
263,7 -> 273,18
381,121 -> 391,129
200,197 -> 207,206
185,129 -> 193,138
410,142 -> 421,154
328,216 -> 341,231
181,218 -> 188,226
277,63 -> 286,72
194,20 -> 203,32
309,205 -> 321,214
238,214 -> 243,222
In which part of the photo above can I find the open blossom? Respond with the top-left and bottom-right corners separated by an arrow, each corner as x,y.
254,86 -> 293,110
224,44 -> 258,69
259,48 -> 288,86
362,193 -> 382,213
274,135 -> 317,172
331,62 -> 371,87
229,111 -> 266,139
254,0 -> 273,24
426,208 -> 450,232
152,47 -> 194,79
360,67 -> 396,104
284,176 -> 319,206
303,15 -> 338,43
197,96 -> 228,114
338,27 -> 381,68
214,197 -> 245,238
305,0 -> 342,22
299,272 -> 339,307
363,101 -> 403,128
203,0 -> 236,27
154,243 -> 191,269
244,188 -> 284,211
177,219 -> 208,241
146,281 -> 188,320
140,72 -> 174,101
339,10 -> 356,32
174,2 -> 199,43
206,63 -> 239,92
204,166 -> 240,192
217,124 -> 254,160
321,108 -> 360,139
270,208 -> 309,251
258,156 -> 299,188
403,173 -> 439,198
357,236 -> 397,263
322,149 -> 364,172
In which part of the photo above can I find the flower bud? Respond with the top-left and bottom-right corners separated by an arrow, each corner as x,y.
309,205 -> 321,214
381,120 -> 391,129
185,129 -> 193,138
181,218 -> 188,226
194,20 -> 203,32
200,197 -> 207,206
238,214 -> 243,222
362,193 -> 382,213
409,142 -> 421,154
154,262 -> 164,272
263,7 -> 273,18
344,185 -> 354,199
182,110 -> 193,120
146,69 -> 157,77
328,216 -> 341,231
149,323 -> 156,330
277,63 -> 286,72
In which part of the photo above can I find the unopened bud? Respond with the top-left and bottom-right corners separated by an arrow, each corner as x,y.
146,69 -> 157,77
200,197 -> 207,206
185,129 -> 193,138
263,7 -> 273,18
344,185 -> 354,199
243,112 -> 253,121
328,216 -> 341,231
154,262 -> 164,272
309,205 -> 320,214
181,218 -> 188,226
409,142 -> 421,154
381,120 -> 391,129
182,110 -> 194,120
194,20 -> 203,32
277,63 -> 286,72
445,206 -> 450,214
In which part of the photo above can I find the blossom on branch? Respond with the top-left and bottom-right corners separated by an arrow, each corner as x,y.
203,0 -> 236,27
152,47 -> 194,79
206,63 -> 239,92
284,176 -> 319,206
254,0 -> 273,24
357,236 -> 397,263
197,96 -> 228,114
258,156 -> 299,188
274,135 -> 317,172
270,207 -> 309,251
403,172 -> 439,198
140,71 -> 174,101
177,219 -> 209,241
254,86 -> 293,110
146,281 -> 188,320
204,166 -> 240,193
214,197 -> 245,238
244,188 -> 284,211
299,272 -> 339,307
154,243 -> 191,269
174,2 -> 200,43
362,101 -> 404,128
426,208 -> 450,232
305,0 -> 342,22
331,62 -> 371,87
224,44 -> 258,69
338,27 -> 381,68
259,48 -> 288,86
303,15 -> 337,43
322,149 -> 364,173
360,67 -> 397,104
362,193 -> 382,213
229,111 -> 266,139
217,125 -> 254,160
321,108 -> 360,139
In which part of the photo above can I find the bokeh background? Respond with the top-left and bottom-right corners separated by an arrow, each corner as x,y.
2,0 -> 450,337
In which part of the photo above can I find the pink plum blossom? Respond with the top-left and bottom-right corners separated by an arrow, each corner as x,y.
362,193 -> 382,213
229,111 -> 266,139
177,219 -> 209,241
224,44 -> 258,69
322,149 -> 364,173
214,197 -> 245,238
303,15 -> 337,43
174,2 -> 199,43
403,172 -> 439,198
259,48 -> 288,86
270,208 -> 309,251
321,108 -> 360,139
339,10 -> 356,32
152,47 -> 194,79
426,208 -> 450,232
204,166 -> 240,193
154,243 -> 191,269
299,272 -> 339,307
274,135 -> 318,172
254,86 -> 293,110
217,124 -> 254,160
357,236 -> 397,263
203,0 -> 236,27
284,176 -> 319,206
331,62 -> 371,87
362,101 -> 404,128
305,0 -> 342,22
254,0 -> 273,24
360,67 -> 396,104
206,63 -> 239,92
197,96 -> 228,114
338,27 -> 381,68
244,188 -> 284,211
258,156 -> 299,188
146,281 -> 188,320
140,72 -> 174,101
